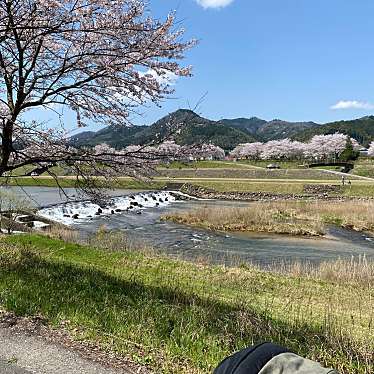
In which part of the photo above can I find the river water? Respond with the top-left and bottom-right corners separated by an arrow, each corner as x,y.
6,186 -> 374,267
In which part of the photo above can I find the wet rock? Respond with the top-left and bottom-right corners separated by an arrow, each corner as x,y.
115,209 -> 122,212
72,214 -> 79,219
111,210 -> 115,214
159,198 -> 164,203
136,211 -> 142,215
63,214 -> 71,218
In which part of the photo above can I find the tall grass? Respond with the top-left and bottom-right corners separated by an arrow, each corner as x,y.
267,255 -> 374,287
164,200 -> 374,235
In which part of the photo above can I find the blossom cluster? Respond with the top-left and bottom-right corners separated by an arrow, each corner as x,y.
230,133 -> 360,161
93,141 -> 225,162
368,141 -> 374,157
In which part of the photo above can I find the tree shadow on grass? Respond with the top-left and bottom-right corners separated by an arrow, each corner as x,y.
0,250 -> 370,373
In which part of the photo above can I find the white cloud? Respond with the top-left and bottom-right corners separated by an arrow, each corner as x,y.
139,69 -> 178,87
195,0 -> 234,9
331,100 -> 374,110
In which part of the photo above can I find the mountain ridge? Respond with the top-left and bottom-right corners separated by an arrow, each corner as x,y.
70,109 -> 374,150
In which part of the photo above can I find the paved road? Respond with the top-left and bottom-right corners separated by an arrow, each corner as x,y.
0,328 -> 131,374
316,168 -> 374,181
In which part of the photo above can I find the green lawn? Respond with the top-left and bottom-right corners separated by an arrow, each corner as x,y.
159,161 -> 253,169
0,234 -> 372,373
1,177 -> 166,190
235,160 -> 305,169
4,175 -> 374,198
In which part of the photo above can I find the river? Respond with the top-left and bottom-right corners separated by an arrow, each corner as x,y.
5,186 -> 374,267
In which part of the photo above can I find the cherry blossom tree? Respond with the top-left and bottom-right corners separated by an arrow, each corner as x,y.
304,133 -> 352,162
230,142 -> 263,160
368,141 -> 374,157
260,139 -> 305,160
198,144 -> 225,160
230,134 -> 361,162
156,141 -> 181,160
0,0 -> 194,192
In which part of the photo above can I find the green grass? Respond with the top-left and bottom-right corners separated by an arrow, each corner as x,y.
188,180 -> 374,197
351,165 -> 374,178
5,175 -> 374,198
158,168 -> 360,180
190,181 -> 306,194
1,177 -> 166,190
0,234 -> 372,373
235,160 -> 305,169
159,161 -> 249,169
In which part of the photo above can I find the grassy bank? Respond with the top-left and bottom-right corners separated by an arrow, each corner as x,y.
163,200 -> 374,236
3,177 -> 166,190
0,234 -> 372,373
158,168 -> 356,180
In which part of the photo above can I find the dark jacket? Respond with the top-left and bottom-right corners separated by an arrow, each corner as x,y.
214,343 -> 338,374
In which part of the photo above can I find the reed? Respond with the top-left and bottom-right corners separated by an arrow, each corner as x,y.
163,200 -> 374,235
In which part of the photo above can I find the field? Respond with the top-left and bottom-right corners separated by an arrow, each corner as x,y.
158,167 -> 359,180
0,233 -> 372,373
3,171 -> 374,199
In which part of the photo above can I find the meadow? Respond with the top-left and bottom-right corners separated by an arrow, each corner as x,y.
0,233 -> 372,373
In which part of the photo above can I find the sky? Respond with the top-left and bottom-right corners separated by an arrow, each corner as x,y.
31,0 -> 374,132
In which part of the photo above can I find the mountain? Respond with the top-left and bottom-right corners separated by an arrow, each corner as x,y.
293,116 -> 374,146
70,109 -> 257,150
256,120 -> 319,141
70,110 -> 374,150
219,117 -> 267,135
220,117 -> 319,141
70,125 -> 148,148
151,109 -> 257,150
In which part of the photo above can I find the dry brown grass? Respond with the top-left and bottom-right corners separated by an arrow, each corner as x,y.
266,255 -> 374,287
163,200 -> 374,236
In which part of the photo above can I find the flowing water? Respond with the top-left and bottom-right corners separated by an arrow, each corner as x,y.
5,186 -> 374,267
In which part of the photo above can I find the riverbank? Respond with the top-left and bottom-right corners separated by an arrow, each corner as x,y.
0,233 -> 372,373
163,200 -> 374,237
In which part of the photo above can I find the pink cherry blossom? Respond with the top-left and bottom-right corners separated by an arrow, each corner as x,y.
0,0 -> 194,192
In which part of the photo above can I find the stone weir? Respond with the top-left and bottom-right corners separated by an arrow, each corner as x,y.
37,190 -> 192,226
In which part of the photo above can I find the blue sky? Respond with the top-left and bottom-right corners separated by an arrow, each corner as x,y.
143,0 -> 374,125
32,0 -> 374,132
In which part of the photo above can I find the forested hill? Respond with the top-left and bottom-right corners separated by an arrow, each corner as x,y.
219,118 -> 319,141
70,109 -> 374,150
293,116 -> 374,147
70,109 -> 258,150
